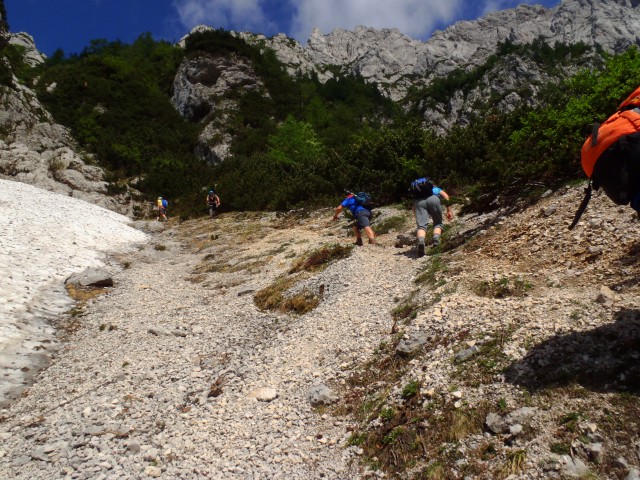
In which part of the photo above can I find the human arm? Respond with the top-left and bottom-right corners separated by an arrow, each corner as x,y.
333,204 -> 344,220
439,190 -> 453,221
216,195 -> 221,207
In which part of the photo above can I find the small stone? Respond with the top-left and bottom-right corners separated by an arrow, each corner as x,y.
127,441 -> 141,454
614,457 -> 629,469
509,424 -> 523,435
585,423 -> 598,434
454,345 -> 479,363
307,384 -> 338,407
13,456 -> 31,466
452,391 -> 463,399
144,466 -> 162,477
561,455 -> 590,477
627,468 -> 640,480
595,286 -> 615,306
485,413 -> 507,434
249,387 -> 278,402
588,442 -> 603,463
396,333 -> 428,356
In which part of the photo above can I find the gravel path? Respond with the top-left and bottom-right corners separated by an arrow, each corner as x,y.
0,208 -> 420,479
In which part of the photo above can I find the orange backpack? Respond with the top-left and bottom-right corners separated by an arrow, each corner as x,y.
569,86 -> 640,229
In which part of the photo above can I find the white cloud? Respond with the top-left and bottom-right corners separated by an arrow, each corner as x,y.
290,0 -> 465,42
480,0 -> 555,16
172,0 -> 276,33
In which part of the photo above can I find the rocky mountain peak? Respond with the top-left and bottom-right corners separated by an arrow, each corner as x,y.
229,0 -> 640,101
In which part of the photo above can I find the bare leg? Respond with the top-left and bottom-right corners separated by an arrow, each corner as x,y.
353,226 -> 363,246
363,226 -> 376,244
433,226 -> 442,246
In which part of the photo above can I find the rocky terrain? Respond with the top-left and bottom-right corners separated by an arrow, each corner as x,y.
0,183 -> 638,479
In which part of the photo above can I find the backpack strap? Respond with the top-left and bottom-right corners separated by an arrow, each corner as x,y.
591,122 -> 600,147
568,181 -> 592,230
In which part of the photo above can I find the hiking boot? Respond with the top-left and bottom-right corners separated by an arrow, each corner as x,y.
368,238 -> 376,245
355,237 -> 363,246
417,242 -> 425,258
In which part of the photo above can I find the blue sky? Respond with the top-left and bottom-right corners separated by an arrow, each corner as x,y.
5,0 -> 561,57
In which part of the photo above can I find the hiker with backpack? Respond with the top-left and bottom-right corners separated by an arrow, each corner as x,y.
156,196 -> 168,222
570,85 -> 640,229
410,177 -> 452,257
206,189 -> 221,219
332,192 -> 376,245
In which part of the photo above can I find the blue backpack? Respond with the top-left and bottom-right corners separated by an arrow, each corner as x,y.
354,192 -> 373,208
410,177 -> 434,196
162,199 -> 168,208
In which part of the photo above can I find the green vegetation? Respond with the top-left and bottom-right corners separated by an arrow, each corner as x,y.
401,380 -> 420,399
33,35 -> 204,210
253,276 -> 321,314
288,243 -> 354,274
472,276 -> 532,298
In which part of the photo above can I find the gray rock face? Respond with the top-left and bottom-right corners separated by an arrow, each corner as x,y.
171,52 -> 265,163
8,33 -> 46,66
173,0 -> 640,147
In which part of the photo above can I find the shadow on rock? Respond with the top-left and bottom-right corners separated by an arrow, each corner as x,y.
505,308 -> 640,394
610,241 -> 640,290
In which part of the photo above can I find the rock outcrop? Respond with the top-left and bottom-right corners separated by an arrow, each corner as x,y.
171,51 -> 266,163
8,32 -> 45,66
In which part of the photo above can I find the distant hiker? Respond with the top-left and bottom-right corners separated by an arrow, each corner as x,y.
332,192 -> 376,245
156,196 -> 168,222
410,177 -> 452,257
206,189 -> 221,219
570,85 -> 640,229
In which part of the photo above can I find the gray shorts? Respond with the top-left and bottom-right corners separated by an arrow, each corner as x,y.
354,209 -> 371,230
414,195 -> 443,232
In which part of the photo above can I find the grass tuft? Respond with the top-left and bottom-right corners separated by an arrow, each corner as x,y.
289,243 -> 353,274
254,276 -> 321,314
472,276 -> 532,298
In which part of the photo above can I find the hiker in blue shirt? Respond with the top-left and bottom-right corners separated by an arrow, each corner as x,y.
332,194 -> 376,245
410,178 -> 452,257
